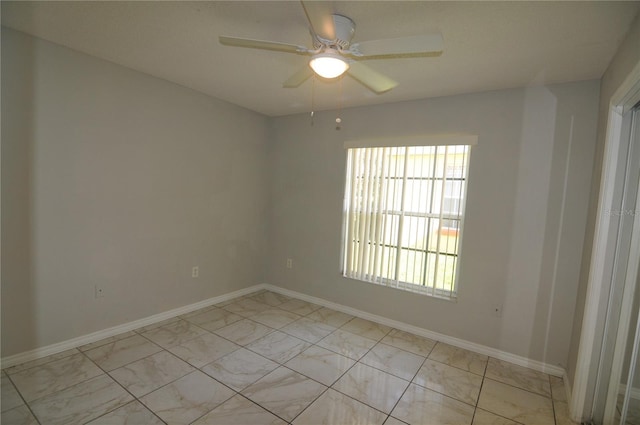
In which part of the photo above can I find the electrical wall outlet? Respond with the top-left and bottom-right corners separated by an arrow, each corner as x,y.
95,285 -> 104,298
192,266 -> 199,278
286,258 -> 293,269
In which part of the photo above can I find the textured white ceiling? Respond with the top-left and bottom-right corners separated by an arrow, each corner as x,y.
2,1 -> 639,116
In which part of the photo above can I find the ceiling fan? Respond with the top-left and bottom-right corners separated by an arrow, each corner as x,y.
219,2 -> 443,94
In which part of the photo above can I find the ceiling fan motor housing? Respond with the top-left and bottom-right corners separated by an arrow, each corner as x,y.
314,14 -> 356,50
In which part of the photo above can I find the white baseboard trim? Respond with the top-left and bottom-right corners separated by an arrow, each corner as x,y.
0,284 -> 266,369
263,283 -> 566,377
2,282 -> 567,379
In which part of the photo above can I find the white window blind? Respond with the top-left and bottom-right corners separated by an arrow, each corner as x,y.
341,142 -> 472,299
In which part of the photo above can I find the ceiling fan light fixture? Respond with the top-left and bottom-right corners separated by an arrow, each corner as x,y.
309,49 -> 349,79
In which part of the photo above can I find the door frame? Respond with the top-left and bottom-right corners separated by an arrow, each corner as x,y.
600,108 -> 640,425
571,61 -> 640,422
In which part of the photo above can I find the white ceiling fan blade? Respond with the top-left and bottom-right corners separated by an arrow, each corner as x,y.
347,61 -> 398,94
301,1 -> 336,41
351,34 -> 443,58
219,36 -> 309,54
283,66 -> 314,88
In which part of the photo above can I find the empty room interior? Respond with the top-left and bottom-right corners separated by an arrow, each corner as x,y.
2,1 -> 640,424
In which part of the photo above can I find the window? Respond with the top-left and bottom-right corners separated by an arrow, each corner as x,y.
341,138 -> 473,300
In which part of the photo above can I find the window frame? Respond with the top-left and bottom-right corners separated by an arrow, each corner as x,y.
340,135 -> 476,300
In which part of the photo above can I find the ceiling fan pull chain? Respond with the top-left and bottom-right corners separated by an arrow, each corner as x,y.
336,76 -> 343,131
310,76 -> 316,126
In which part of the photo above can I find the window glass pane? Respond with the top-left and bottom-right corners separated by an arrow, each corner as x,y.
381,214 -> 400,246
342,144 -> 470,299
398,248 -> 425,286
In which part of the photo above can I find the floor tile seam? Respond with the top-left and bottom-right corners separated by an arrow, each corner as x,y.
3,373 -> 43,425
277,358 -> 347,389
271,324 -> 329,342
242,339 -> 311,365
277,327 -> 336,345
3,370 -> 31,411
483,375 -> 554,399
120,366 -> 238,410
104,350 -> 198,397
350,328 -> 388,361
177,344 -> 244,370
385,414 -> 409,424
384,348 -> 429,418
388,382 -> 411,423
238,372 -> 327,424
138,399 -> 172,425
550,380 -> 559,425
314,339 -> 362,385
286,315 -> 341,330
309,321 -> 343,347
486,357 -> 553,385
477,377 -> 557,422
327,385 -> 394,417
91,338 -> 167,373
474,407 -> 527,425
425,352 -> 487,377
287,385 -> 332,424
373,340 -> 430,363
338,319 -> 393,343
274,306 -> 319,317
178,390 -> 238,425
548,374 -> 566,402
1,404 -> 43,425
197,360 -> 270,393
22,369 -> 118,411
3,349 -> 81,377
429,340 -> 489,359
469,356 -> 491,420
407,350 -> 428,381
80,397 -> 165,425
411,374 -> 482,409
474,374 -> 546,425
326,326 -> 380,346
322,338 -> 406,415
84,331 -> 163,353
185,316 -> 244,332
211,320 -> 278,346
182,319 -> 235,339
84,339 -> 165,372
221,309 -> 265,319
140,320 -> 220,349
251,318 -> 297,330
16,350 -> 109,404
357,355 -> 416,383
194,345 -> 249,375
398,352 -> 484,415
233,392 -> 293,424
315,332 -> 379,362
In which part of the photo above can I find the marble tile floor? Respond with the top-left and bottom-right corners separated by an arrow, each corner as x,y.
1,290 -> 577,425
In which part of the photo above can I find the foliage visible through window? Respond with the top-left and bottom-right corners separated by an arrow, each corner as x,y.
341,145 -> 471,299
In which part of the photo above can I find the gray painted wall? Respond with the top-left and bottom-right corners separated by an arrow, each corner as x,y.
267,81 -> 599,367
1,28 -> 270,357
2,25 -> 603,371
567,13 -> 640,386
